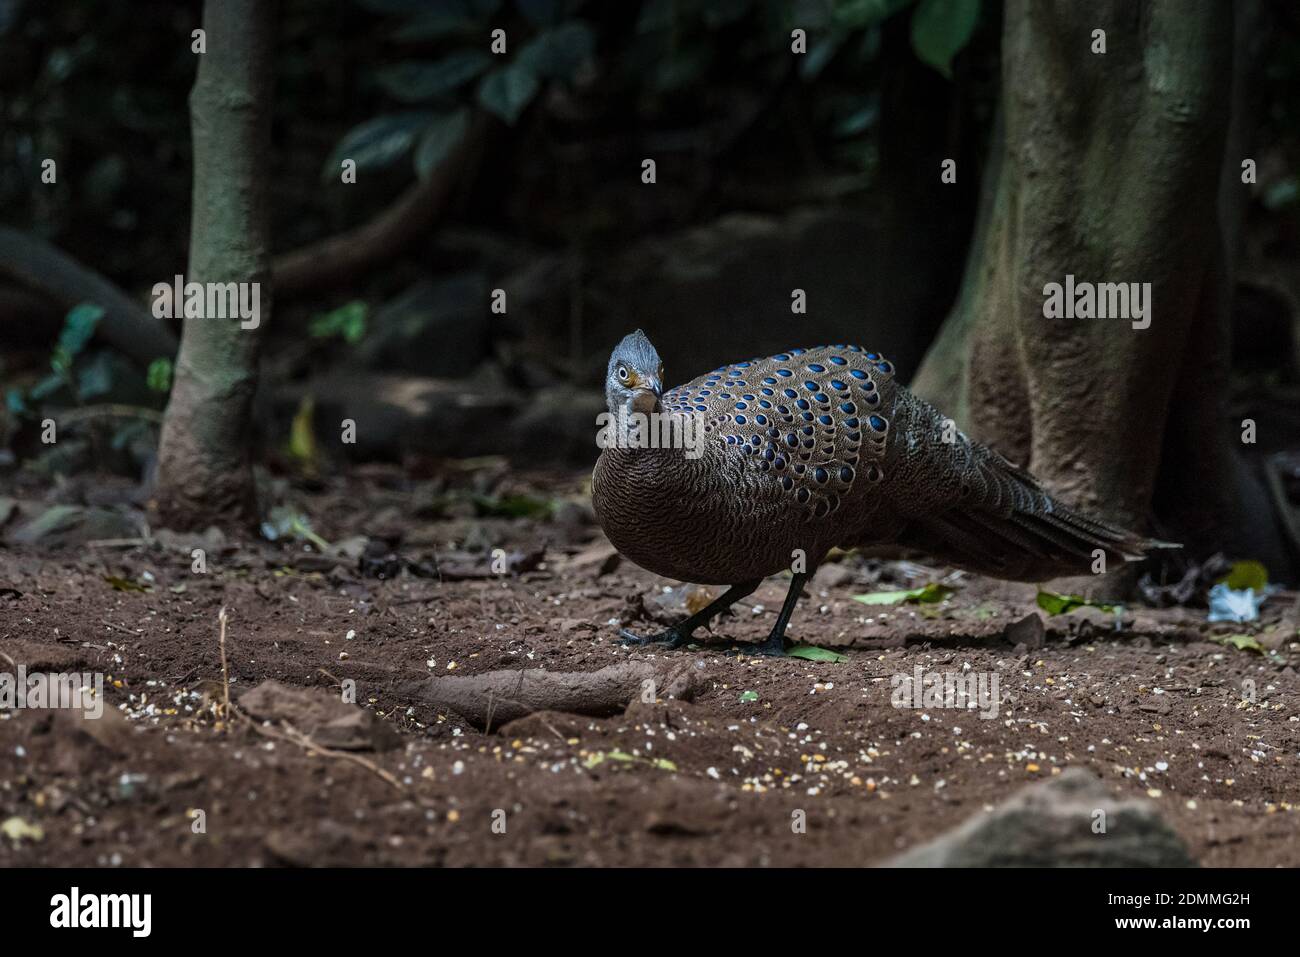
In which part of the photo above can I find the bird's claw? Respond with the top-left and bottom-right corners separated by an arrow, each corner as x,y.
729,633 -> 788,658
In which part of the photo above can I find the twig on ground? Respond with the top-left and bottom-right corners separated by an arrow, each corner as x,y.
232,707 -> 407,795
217,607 -> 232,722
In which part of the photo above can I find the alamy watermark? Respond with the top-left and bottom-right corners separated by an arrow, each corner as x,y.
151,274 -> 261,330
1042,274 -> 1151,330
891,666 -> 1000,720
596,409 -> 706,460
0,667 -> 104,719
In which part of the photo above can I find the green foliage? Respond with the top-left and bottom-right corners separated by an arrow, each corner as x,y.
1035,589 -> 1119,615
51,303 -> 104,376
309,301 -> 368,343
471,491 -> 555,518
1211,634 -> 1265,654
415,109 -> 470,177
517,21 -> 595,79
476,62 -> 540,124
338,0 -> 598,179
833,0 -> 915,29
146,358 -> 173,393
375,52 -> 493,102
909,0 -> 980,77
261,505 -> 332,552
1220,560 -> 1268,592
786,644 -> 848,662
324,111 -> 435,179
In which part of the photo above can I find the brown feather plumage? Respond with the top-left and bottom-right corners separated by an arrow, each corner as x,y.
593,342 -> 1164,586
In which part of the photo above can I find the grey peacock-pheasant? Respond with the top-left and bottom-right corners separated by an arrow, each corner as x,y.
591,330 -> 1168,656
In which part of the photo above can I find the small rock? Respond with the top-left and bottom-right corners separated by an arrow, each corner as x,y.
238,679 -> 400,752
1005,612 -> 1045,649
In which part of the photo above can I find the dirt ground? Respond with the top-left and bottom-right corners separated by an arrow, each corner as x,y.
1,463 -> 1298,867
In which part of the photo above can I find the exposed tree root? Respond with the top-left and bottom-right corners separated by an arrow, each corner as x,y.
0,227 -> 176,364
394,660 -> 701,731
271,112 -> 492,297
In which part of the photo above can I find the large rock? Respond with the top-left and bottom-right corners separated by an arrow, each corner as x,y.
886,768 -> 1195,867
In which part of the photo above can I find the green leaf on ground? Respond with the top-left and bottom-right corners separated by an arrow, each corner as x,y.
852,583 -> 955,605
739,690 -> 759,703
1219,560 -> 1268,593
1036,590 -> 1119,615
471,492 -> 554,519
786,644 -> 847,663
261,506 -> 332,553
1212,634 -> 1265,654
104,575 -> 149,592
583,749 -> 676,772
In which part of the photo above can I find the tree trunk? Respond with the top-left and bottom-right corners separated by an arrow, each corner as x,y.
912,0 -> 1287,583
152,0 -> 276,530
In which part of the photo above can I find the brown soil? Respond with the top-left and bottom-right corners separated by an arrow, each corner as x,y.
1,464 -> 1298,867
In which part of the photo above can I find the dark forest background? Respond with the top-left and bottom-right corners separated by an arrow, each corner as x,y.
1,0 -> 1298,580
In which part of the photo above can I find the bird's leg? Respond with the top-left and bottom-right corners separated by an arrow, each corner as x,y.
745,571 -> 810,657
619,579 -> 762,650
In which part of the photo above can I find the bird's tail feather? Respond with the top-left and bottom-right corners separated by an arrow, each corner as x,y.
902,451 -> 1178,582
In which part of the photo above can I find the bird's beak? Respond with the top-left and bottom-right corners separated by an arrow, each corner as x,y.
629,387 -> 660,415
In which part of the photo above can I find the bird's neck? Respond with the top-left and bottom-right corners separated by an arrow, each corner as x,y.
598,404 -> 706,460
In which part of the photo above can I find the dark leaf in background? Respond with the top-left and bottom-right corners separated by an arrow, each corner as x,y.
477,62 -> 539,124
833,0 -> 914,29
324,111 -> 435,178
375,52 -> 492,102
0,0 -> 24,36
355,0 -> 454,14
76,350 -> 116,400
391,12 -> 475,42
517,21 -> 595,80
516,0 -> 563,28
57,303 -> 104,363
414,108 -> 469,177
910,0 -> 979,78
636,0 -> 674,34
800,29 -> 849,80
702,0 -> 753,28
832,94 -> 880,136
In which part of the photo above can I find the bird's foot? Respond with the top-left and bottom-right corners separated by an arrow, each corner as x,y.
732,632 -> 788,658
618,626 -> 693,650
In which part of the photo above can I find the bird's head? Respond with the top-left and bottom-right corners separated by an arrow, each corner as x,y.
605,329 -> 663,415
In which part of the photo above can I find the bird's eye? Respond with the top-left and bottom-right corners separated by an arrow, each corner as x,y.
617,366 -> 629,381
